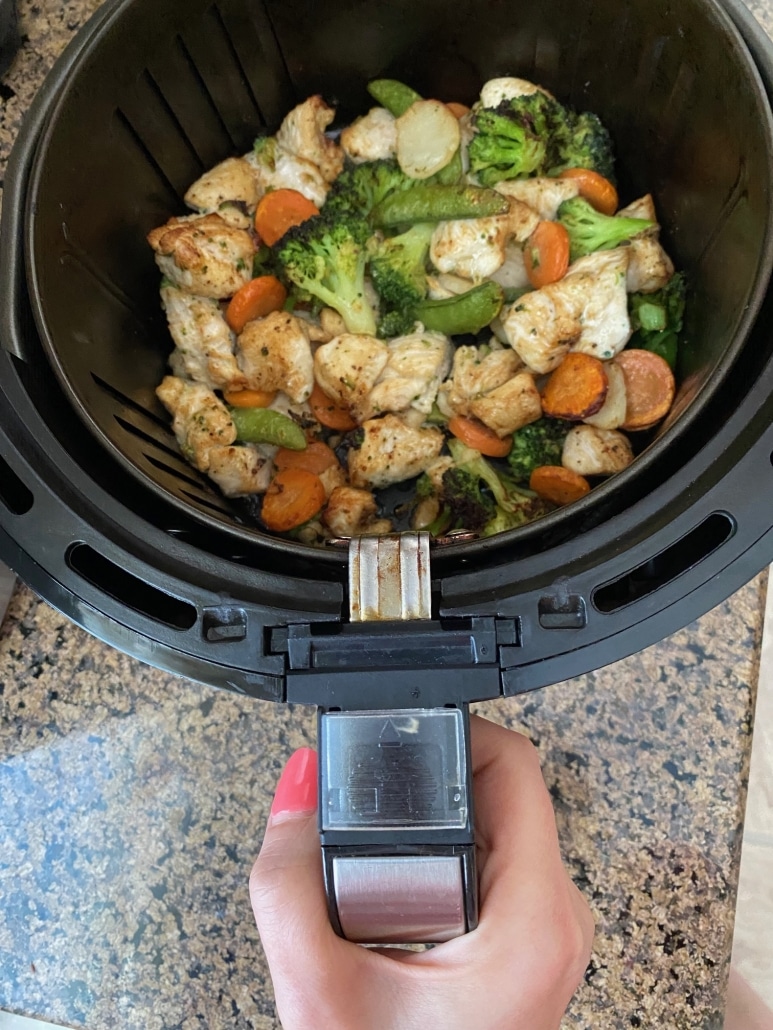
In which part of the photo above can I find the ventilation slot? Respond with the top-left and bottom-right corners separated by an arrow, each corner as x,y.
0,456 -> 34,515
593,513 -> 734,614
67,543 -> 197,629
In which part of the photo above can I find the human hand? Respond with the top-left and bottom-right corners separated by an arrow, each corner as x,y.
250,715 -> 594,1030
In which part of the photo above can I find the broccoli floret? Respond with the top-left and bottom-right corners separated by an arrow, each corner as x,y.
414,472 -> 436,500
444,438 -> 546,535
468,93 -> 554,186
323,159 -> 414,219
628,272 -> 687,369
369,223 -> 435,311
378,308 -> 418,339
558,197 -> 655,263
276,212 -> 377,336
441,465 -> 497,532
469,93 -> 616,187
548,111 -> 615,181
253,135 -> 277,172
507,418 -> 571,483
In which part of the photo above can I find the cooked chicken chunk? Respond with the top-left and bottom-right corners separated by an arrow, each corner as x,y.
340,107 -> 397,164
366,330 -> 452,419
319,463 -> 348,499
494,178 -> 580,221
469,371 -> 542,437
348,415 -> 444,489
618,195 -> 675,294
430,200 -> 538,281
156,376 -> 236,472
439,343 -> 523,416
499,290 -> 581,374
247,143 -> 330,208
184,157 -> 261,229
275,95 -> 345,183
206,444 -> 273,497
314,334 -> 390,421
562,425 -> 634,476
147,214 -> 253,299
322,485 -> 393,537
237,311 -> 315,404
426,273 -> 476,300
161,285 -> 245,392
479,77 -> 552,108
489,242 -> 531,291
563,250 -> 632,360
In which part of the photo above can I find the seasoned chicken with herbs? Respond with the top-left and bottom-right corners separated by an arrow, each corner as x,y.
149,72 -> 684,543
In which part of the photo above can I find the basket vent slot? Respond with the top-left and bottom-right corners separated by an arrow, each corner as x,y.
67,542 -> 197,629
0,455 -> 34,515
593,512 -> 734,613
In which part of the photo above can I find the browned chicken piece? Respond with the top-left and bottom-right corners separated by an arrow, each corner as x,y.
340,107 -> 397,164
365,330 -> 452,420
438,344 -> 524,417
147,213 -> 253,299
161,285 -> 246,392
322,485 -> 393,537
237,311 -> 315,404
313,334 -> 390,421
348,414 -> 445,490
494,177 -> 580,221
156,376 -> 236,472
617,194 -> 675,294
562,425 -> 634,476
469,371 -> 543,438
206,444 -> 274,497
319,463 -> 348,499
184,157 -> 261,229
275,95 -> 345,184
430,199 -> 538,281
499,289 -> 581,374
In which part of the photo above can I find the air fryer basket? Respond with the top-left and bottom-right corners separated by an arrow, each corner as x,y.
3,0 -> 773,702
20,0 -> 773,564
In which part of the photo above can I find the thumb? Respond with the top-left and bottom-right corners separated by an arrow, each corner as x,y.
249,748 -> 334,964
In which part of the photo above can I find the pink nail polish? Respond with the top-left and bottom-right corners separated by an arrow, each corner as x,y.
270,747 -> 318,822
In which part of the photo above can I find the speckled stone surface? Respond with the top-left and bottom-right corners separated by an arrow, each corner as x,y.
0,2 -> 771,1028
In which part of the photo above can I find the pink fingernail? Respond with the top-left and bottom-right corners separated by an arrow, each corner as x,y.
270,748 -> 317,823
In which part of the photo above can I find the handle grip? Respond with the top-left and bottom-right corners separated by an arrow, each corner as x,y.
318,705 -> 478,944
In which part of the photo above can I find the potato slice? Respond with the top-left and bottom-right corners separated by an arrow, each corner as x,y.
584,361 -> 627,429
562,425 -> 634,476
396,100 -> 461,180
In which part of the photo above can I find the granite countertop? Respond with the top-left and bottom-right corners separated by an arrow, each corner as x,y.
0,1 -> 771,1028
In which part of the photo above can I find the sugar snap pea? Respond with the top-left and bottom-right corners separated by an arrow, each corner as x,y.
433,146 -> 463,186
414,282 -> 504,336
371,184 -> 510,227
229,407 -> 307,450
367,79 -> 422,117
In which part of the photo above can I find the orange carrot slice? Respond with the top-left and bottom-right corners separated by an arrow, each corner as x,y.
222,388 -> 277,408
260,468 -> 326,532
309,382 -> 358,432
446,102 -> 471,120
447,415 -> 513,458
225,275 -> 287,333
541,353 -> 608,421
559,168 -> 619,216
254,189 -> 320,246
530,465 -> 591,505
524,221 -> 570,289
615,349 -> 676,430
274,439 -> 339,475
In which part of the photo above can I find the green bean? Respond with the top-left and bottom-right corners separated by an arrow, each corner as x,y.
229,407 -> 307,450
371,184 -> 509,227
367,79 -> 422,117
414,282 -> 504,336
432,147 -> 464,186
